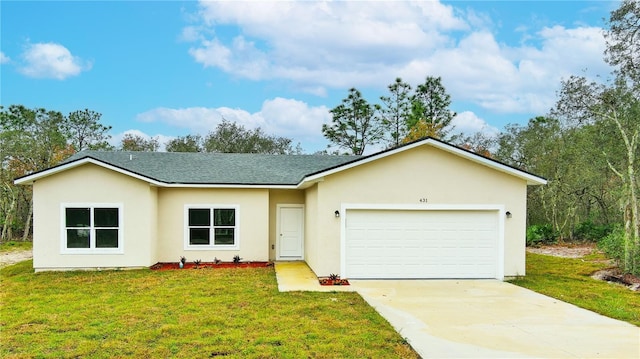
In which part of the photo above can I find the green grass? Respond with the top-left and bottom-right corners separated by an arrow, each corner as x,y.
0,240 -> 32,252
510,252 -> 640,326
0,261 -> 418,358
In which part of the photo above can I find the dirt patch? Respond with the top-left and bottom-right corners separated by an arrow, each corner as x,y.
0,250 -> 33,268
526,243 -> 598,258
592,268 -> 640,291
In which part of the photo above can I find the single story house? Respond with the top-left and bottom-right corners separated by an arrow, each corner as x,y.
15,137 -> 546,279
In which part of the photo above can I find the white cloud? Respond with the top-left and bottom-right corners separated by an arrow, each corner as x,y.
258,97 -> 332,139
187,1 -> 465,92
451,111 -> 499,136
136,98 -> 332,151
137,106 -> 247,132
413,25 -> 608,114
184,1 -> 610,114
18,42 -> 91,80
0,52 -> 10,64
180,26 -> 202,42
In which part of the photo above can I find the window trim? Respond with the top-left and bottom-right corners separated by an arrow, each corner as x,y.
60,203 -> 124,255
184,204 -> 240,250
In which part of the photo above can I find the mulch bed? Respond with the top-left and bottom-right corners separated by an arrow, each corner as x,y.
150,262 -> 272,270
318,277 -> 350,286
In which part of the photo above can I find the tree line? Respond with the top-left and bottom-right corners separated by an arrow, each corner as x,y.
117,120 -> 303,154
1,1 -> 638,274
1,107 -> 110,241
0,110 -> 301,242
502,0 -> 639,274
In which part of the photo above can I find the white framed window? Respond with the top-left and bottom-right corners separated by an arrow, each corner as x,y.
61,203 -> 123,254
184,205 -> 239,250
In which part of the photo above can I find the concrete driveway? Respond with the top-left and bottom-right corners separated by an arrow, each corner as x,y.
351,280 -> 640,358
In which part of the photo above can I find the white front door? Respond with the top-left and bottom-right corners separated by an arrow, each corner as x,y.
277,205 -> 304,259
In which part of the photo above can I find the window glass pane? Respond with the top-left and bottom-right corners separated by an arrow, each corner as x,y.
189,228 -> 210,245
189,209 -> 210,226
95,208 -> 118,227
96,229 -> 118,248
66,208 -> 90,227
67,229 -> 90,248
214,228 -> 235,245
214,209 -> 235,226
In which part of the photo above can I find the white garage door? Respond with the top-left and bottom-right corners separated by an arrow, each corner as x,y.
345,209 -> 499,279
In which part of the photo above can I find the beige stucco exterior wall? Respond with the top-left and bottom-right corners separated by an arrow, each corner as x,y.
31,164 -> 157,271
148,186 -> 158,264
267,189 -> 305,261
156,188 -> 269,263
307,146 -> 528,278
304,184 -> 319,271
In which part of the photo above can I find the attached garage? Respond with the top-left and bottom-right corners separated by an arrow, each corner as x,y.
342,206 -> 503,280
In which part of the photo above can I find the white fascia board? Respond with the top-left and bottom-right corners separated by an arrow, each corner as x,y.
160,183 -> 297,189
297,138 -> 547,187
14,157 -> 297,189
13,158 -> 158,185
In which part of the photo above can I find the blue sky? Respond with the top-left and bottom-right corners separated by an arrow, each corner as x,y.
1,1 -> 618,153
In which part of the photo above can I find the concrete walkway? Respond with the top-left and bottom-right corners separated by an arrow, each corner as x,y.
273,262 -> 640,358
274,261 -> 353,292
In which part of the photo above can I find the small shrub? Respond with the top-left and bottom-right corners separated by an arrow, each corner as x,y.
232,255 -> 242,264
598,227 -> 624,266
598,227 -> 640,275
526,224 -> 557,247
572,221 -> 615,242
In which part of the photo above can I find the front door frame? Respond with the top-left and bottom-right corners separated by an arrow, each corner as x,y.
276,204 -> 305,260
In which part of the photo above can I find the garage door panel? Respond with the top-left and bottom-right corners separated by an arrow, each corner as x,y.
345,209 -> 499,279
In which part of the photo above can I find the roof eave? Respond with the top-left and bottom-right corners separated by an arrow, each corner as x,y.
159,183 -> 298,189
15,139 -> 547,188
13,157 -> 300,189
13,157 -> 156,185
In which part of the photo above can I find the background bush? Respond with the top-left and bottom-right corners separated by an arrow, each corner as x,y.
598,227 -> 625,267
526,224 -> 557,247
572,221 -> 615,242
598,227 -> 640,276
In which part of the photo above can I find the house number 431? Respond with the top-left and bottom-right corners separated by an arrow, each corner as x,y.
419,198 -> 428,203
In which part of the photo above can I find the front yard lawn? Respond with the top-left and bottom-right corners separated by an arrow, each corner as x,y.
510,252 -> 640,326
0,261 -> 418,358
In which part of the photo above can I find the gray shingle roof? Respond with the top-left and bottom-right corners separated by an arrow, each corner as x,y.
62,151 -> 362,185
